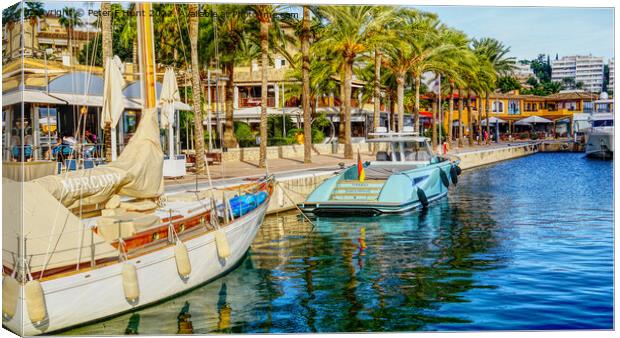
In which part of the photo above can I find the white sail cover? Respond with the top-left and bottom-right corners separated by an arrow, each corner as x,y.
33,107 -> 164,208
159,67 -> 180,128
100,56 -> 125,129
2,179 -> 117,272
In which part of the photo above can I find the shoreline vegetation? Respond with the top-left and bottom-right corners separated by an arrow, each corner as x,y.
3,3 -> 609,171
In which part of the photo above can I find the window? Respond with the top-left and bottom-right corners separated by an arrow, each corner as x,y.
592,119 -> 613,127
492,101 -> 503,112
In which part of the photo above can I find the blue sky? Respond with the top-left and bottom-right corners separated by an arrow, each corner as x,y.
416,6 -> 614,61
39,3 -> 614,62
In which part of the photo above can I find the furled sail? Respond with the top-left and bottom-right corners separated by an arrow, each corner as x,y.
2,178 -> 117,273
32,107 -> 164,208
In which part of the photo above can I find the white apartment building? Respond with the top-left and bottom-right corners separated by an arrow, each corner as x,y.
551,55 -> 604,93
609,57 -> 614,90
513,62 -> 534,78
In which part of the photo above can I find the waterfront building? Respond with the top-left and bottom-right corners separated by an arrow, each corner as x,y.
3,13 -> 99,63
551,55 -> 604,93
512,62 -> 535,87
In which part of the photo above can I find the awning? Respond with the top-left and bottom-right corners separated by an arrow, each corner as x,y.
514,115 -> 553,125
49,93 -> 103,106
2,90 -> 66,106
481,117 -> 507,126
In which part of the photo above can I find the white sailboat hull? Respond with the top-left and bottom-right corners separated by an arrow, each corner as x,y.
4,202 -> 268,336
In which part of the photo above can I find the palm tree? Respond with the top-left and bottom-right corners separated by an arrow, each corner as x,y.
472,38 -> 515,144
381,36 -> 414,132
313,6 -> 393,159
25,2 -> 44,54
119,4 -> 138,65
301,6 -> 312,163
249,5 -> 277,168
436,28 -> 471,148
189,3 -> 206,174
59,7 -> 82,58
3,4 -> 20,60
407,14 -> 454,135
209,4 -> 251,149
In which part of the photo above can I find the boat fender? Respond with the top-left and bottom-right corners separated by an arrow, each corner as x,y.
25,280 -> 47,324
122,263 -> 140,302
450,166 -> 459,185
215,229 -> 231,259
439,169 -> 450,188
417,188 -> 429,208
2,276 -> 19,320
174,242 -> 192,278
455,165 -> 462,176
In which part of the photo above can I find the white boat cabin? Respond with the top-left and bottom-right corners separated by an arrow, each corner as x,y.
366,133 -> 435,163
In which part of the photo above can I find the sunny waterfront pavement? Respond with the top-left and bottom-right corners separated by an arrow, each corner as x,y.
164,151 -> 374,192
163,142 -> 533,192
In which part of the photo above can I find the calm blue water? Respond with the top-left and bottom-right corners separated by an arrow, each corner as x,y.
65,153 -> 613,334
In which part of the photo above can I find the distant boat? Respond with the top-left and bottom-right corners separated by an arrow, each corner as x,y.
585,112 -> 613,159
298,133 -> 461,216
585,96 -> 614,160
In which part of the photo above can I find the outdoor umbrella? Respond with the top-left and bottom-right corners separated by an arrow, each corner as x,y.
480,117 -> 507,126
101,56 -> 126,160
514,115 -> 552,125
159,67 -> 180,157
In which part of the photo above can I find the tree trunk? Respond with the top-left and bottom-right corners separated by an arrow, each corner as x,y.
101,2 -> 113,162
477,93 -> 483,145
466,89 -> 473,146
485,92 -> 491,144
447,82 -> 454,148
414,75 -> 421,134
458,88 -> 464,147
373,48 -> 381,132
223,62 -> 237,148
343,59 -> 354,159
396,72 -> 405,132
338,68 -> 345,143
189,4 -> 206,174
258,18 -> 270,168
302,6 -> 312,163
431,100 -> 437,150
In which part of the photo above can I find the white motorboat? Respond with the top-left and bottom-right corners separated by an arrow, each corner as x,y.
585,113 -> 613,159
585,95 -> 614,160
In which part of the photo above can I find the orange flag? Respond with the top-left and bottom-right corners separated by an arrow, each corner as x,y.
357,150 -> 365,183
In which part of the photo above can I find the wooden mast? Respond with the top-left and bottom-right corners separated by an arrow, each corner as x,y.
136,3 -> 158,111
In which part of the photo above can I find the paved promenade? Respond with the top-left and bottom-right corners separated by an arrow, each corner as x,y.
164,141 -> 535,190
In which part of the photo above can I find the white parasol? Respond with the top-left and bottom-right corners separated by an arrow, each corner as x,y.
101,56 -> 126,160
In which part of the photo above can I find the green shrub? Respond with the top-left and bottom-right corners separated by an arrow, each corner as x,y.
234,121 -> 254,140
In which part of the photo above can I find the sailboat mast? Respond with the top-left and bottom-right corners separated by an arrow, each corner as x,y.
137,3 -> 158,110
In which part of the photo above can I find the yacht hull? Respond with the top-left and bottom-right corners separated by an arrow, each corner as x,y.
585,130 -> 613,159
299,159 -> 457,216
3,202 -> 268,336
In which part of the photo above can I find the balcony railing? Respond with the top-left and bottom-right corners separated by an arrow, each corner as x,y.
239,97 -> 276,108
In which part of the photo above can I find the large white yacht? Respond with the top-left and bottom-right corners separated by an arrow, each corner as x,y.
585,95 -> 614,159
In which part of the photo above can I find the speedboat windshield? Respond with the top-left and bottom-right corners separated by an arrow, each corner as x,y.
375,140 -> 433,162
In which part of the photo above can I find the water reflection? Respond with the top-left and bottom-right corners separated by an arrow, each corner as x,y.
64,153 -> 612,334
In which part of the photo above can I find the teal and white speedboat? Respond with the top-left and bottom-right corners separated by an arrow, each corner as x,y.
299,133 -> 461,216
